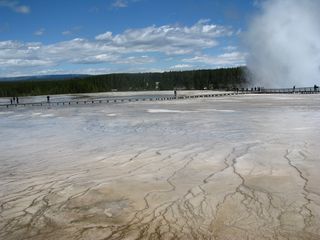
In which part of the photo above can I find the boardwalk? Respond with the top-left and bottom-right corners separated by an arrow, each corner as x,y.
241,86 -> 320,94
1,87 -> 319,108
0,92 -> 244,108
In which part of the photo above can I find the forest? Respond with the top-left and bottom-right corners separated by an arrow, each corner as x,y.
0,67 -> 248,97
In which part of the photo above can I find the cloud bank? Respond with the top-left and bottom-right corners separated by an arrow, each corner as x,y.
245,0 -> 320,87
95,20 -> 232,55
0,20 -> 245,77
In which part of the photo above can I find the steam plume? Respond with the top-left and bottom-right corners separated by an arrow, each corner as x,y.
245,0 -> 320,87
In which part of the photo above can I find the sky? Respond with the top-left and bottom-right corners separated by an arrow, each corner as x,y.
0,0 -> 259,77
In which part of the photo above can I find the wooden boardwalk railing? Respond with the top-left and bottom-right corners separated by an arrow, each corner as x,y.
239,87 -> 320,94
0,92 -> 245,108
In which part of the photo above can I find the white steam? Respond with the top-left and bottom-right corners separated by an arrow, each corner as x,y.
245,0 -> 320,87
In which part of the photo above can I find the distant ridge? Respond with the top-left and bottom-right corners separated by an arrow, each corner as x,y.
0,74 -> 90,82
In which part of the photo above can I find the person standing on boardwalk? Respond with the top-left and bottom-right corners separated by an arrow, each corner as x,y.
10,98 -> 12,104
16,97 -> 19,104
314,84 -> 318,92
47,96 -> 50,103
174,90 -> 177,99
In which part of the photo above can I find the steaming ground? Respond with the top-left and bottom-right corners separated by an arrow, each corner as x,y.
1,94 -> 320,240
245,0 -> 320,87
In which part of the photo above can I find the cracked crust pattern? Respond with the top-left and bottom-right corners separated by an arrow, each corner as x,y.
1,94 -> 320,239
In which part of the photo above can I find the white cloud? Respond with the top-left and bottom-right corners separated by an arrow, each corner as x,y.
0,59 -> 52,67
95,19 -> 232,55
70,53 -> 119,64
0,20 -> 240,77
34,28 -> 45,36
183,52 -> 246,67
224,45 -> 237,52
0,0 -> 30,14
170,64 -> 193,70
112,0 -> 128,8
62,30 -> 72,36
1,67 -> 113,78
95,31 -> 113,41
36,67 -> 113,76
111,0 -> 142,9
61,26 -> 82,36
116,55 -> 155,64
0,41 -> 51,66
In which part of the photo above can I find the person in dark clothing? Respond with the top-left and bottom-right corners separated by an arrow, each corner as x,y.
47,96 -> 50,103
174,90 -> 177,99
314,84 -> 318,92
293,85 -> 295,93
16,97 -> 19,104
10,99 -> 12,104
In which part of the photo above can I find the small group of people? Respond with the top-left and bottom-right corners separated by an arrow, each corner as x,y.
9,96 -> 50,105
10,97 -> 19,104
251,87 -> 261,92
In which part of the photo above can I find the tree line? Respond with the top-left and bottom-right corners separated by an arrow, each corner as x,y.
0,67 -> 248,97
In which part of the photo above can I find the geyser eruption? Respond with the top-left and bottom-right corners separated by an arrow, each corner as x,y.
245,0 -> 320,88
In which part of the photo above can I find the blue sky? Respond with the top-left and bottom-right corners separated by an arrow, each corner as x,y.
0,0 -> 259,77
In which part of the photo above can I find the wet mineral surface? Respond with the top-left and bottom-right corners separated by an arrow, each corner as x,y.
1,94 -> 320,240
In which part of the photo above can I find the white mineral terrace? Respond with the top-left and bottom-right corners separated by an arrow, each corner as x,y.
0,94 -> 320,240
